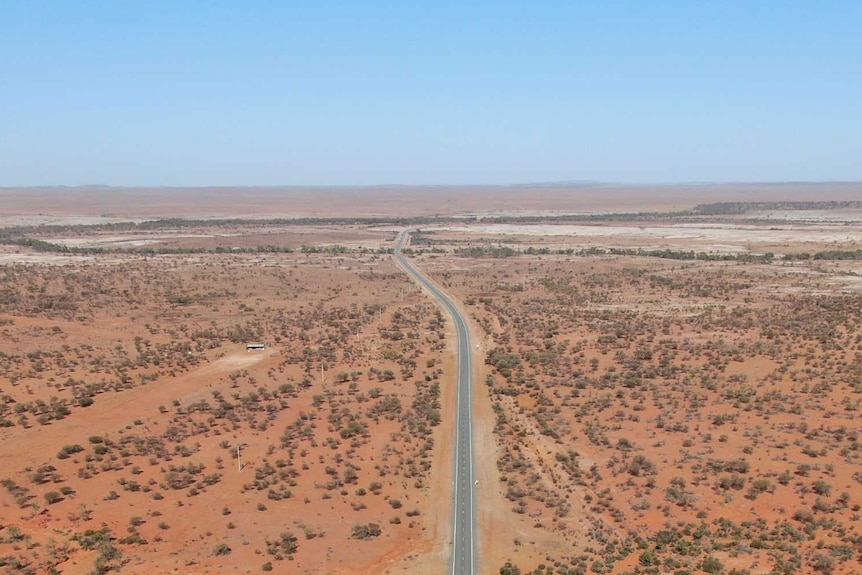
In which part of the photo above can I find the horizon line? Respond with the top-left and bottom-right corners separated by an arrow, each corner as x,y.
3,180 -> 862,190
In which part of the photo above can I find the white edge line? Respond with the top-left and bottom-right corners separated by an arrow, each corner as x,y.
396,230 -> 471,575
470,320 -> 476,575
452,300 -> 461,575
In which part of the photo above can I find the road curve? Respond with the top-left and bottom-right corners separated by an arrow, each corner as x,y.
394,230 -> 476,575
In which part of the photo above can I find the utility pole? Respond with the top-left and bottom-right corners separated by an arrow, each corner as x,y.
236,444 -> 243,472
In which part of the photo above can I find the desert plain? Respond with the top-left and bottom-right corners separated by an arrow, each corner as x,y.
1,183 -> 862,575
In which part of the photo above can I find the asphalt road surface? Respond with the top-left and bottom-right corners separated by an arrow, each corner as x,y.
395,230 -> 476,575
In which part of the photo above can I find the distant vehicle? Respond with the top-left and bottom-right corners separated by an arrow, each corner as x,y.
246,343 -> 266,351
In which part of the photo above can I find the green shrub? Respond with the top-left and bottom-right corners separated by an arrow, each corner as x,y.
351,523 -> 382,540
44,491 -> 62,504
213,543 -> 231,556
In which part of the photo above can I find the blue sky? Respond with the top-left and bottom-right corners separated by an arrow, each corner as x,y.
1,1 -> 860,185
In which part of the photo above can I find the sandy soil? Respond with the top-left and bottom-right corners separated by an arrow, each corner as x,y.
411,233 -> 862,574
3,189 -> 862,575
0,243 -> 453,575
439,222 -> 862,241
433,222 -> 862,251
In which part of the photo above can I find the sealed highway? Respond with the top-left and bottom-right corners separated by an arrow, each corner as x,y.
395,230 -> 475,575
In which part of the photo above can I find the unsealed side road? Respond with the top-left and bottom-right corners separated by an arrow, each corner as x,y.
394,231 -> 476,575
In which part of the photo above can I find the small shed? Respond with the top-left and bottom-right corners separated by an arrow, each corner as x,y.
246,342 -> 266,351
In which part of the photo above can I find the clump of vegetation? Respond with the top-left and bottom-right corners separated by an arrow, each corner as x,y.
351,523 -> 382,540
265,531 -> 298,559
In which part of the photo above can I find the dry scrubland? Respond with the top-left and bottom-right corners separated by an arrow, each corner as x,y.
408,206 -> 862,575
0,226 -> 452,575
1,186 -> 862,575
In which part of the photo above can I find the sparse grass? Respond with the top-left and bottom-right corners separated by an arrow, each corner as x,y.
3,210 -> 862,575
